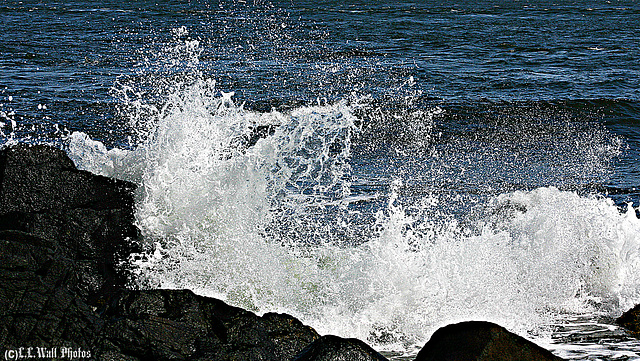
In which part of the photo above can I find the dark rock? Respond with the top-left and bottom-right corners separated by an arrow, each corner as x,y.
293,335 -> 388,361
97,289 -> 319,361
262,312 -> 322,360
617,304 -> 640,335
0,144 -> 140,300
414,321 -> 564,361
0,143 -> 134,213
0,143 -> 137,349
0,229 -> 103,349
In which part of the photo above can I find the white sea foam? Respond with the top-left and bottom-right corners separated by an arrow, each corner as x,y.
67,131 -> 142,182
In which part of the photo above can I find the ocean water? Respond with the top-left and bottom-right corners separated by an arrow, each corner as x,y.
2,0 -> 640,359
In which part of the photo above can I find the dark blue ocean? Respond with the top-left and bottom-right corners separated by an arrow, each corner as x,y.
2,1 -> 640,359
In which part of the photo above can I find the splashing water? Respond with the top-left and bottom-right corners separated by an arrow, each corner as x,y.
70,91 -> 640,350
64,34 -> 640,356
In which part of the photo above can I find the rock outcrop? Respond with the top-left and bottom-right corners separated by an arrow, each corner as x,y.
293,335 -> 388,361
97,289 -> 319,360
0,144 -> 139,300
414,321 -> 563,361
0,144 -> 138,350
617,304 -> 640,335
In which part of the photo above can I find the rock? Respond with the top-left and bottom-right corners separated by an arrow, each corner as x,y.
96,289 -> 319,361
293,335 -> 388,361
0,144 -> 138,349
414,321 -> 564,361
0,144 -> 140,300
617,304 -> 640,335
0,143 -> 135,214
0,229 -> 103,350
261,312 -> 322,360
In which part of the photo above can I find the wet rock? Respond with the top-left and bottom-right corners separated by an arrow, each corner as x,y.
261,312 -> 322,360
0,144 -> 129,213
97,289 -> 319,361
0,144 -> 139,299
0,144 -> 137,349
0,229 -> 103,350
414,321 -> 564,361
617,304 -> 640,335
293,335 -> 388,361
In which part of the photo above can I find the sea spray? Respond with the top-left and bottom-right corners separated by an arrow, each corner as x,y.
491,188 -> 640,313
62,30 -> 640,356
120,126 -> 640,349
66,81 -> 640,356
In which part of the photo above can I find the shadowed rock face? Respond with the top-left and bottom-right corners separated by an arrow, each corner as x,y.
0,144 -> 138,349
97,289 -> 320,360
415,321 -> 564,361
0,229 -> 105,350
0,144 -> 134,213
0,144 -> 140,300
617,304 -> 640,335
293,335 -> 388,361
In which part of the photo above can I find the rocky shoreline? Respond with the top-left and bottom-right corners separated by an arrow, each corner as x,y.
1,144 -> 636,360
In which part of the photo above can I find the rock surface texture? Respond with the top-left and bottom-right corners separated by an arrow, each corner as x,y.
0,144 -> 138,350
0,144 -> 572,360
293,335 -> 388,361
415,321 -> 564,361
97,289 -> 319,360
617,304 -> 640,335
